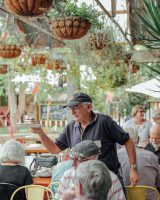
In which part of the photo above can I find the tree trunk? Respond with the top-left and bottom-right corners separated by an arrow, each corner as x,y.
8,80 -> 25,131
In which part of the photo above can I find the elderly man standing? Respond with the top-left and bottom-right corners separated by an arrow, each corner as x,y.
145,124 -> 160,164
32,92 -> 139,185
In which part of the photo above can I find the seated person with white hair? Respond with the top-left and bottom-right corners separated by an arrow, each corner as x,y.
144,124 -> 160,164
61,160 -> 112,200
152,109 -> 160,125
56,140 -> 126,200
0,139 -> 33,198
118,132 -> 160,200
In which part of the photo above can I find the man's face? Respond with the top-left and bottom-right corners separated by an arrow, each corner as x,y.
69,102 -> 91,122
135,109 -> 145,119
149,132 -> 160,144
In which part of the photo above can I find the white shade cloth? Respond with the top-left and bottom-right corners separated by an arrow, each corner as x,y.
126,78 -> 160,98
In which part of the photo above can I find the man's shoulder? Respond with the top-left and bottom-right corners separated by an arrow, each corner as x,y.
137,147 -> 157,158
64,120 -> 76,131
63,167 -> 74,177
96,113 -> 113,124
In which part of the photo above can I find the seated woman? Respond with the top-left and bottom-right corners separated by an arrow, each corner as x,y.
61,160 -> 112,200
0,139 -> 33,199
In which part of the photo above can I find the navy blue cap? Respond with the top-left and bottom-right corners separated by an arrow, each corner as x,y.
64,92 -> 92,108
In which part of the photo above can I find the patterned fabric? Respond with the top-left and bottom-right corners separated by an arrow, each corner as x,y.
56,167 -> 126,200
51,160 -> 72,194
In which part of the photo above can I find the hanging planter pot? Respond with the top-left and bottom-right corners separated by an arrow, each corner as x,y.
0,45 -> 21,58
47,59 -> 64,71
89,32 -> 108,50
0,64 -> 8,74
131,63 -> 139,74
4,0 -> 52,16
50,16 -> 91,40
32,54 -> 46,66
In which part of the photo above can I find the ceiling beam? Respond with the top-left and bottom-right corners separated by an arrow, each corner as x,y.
111,0 -> 117,17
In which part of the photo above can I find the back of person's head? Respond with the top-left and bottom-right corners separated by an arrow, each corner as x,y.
152,109 -> 160,124
0,139 -> 25,165
69,140 -> 99,161
131,105 -> 144,117
75,160 -> 112,200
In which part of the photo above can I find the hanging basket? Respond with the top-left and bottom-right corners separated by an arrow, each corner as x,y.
32,54 -> 46,66
50,16 -> 91,40
0,45 -> 21,58
4,0 -> 52,16
0,64 -> 8,74
47,60 -> 64,71
89,32 -> 108,50
131,63 -> 139,74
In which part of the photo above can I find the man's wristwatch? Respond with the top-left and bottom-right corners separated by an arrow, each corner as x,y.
130,164 -> 138,170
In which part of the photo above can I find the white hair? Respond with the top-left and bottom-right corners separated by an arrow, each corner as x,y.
75,160 -> 112,200
0,139 -> 25,165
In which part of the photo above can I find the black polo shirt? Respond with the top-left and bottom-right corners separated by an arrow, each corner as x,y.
55,112 -> 130,172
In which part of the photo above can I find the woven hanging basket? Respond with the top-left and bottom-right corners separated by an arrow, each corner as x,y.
32,54 -> 46,66
47,60 -> 63,71
131,64 -> 139,74
0,45 -> 21,58
0,64 -> 8,74
89,32 -> 108,50
50,16 -> 91,40
4,0 -> 52,16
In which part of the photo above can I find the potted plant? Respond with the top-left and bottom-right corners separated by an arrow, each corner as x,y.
47,0 -> 102,40
107,62 -> 128,89
0,64 -> 8,74
31,54 -> 47,66
4,0 -> 53,17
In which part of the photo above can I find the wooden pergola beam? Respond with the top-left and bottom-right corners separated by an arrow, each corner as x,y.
111,0 -> 117,17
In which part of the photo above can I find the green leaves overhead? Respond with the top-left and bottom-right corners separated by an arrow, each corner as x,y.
137,0 -> 160,49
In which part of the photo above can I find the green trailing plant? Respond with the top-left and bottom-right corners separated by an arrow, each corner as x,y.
136,0 -> 160,49
46,0 -> 103,30
106,62 -> 128,89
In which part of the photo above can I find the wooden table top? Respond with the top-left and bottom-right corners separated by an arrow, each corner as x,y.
33,177 -> 52,187
25,144 -> 49,154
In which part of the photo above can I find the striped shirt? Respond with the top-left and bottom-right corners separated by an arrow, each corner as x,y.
56,167 -> 126,200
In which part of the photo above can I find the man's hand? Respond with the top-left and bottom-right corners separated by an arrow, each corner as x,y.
130,169 -> 139,186
31,127 -> 62,154
31,127 -> 44,136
